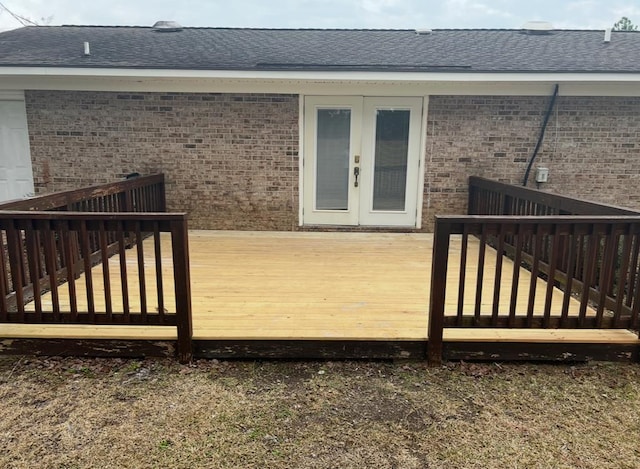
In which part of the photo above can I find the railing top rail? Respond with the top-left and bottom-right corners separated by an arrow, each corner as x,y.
436,214 -> 640,234
0,174 -> 165,211
0,211 -> 186,222
438,214 -> 640,223
469,176 -> 640,216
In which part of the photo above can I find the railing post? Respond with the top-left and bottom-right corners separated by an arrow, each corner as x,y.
467,178 -> 477,215
121,189 -> 134,212
170,217 -> 193,363
503,194 -> 513,216
159,175 -> 167,212
428,217 -> 452,366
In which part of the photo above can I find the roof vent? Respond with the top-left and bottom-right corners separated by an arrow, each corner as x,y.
521,21 -> 554,34
604,27 -> 612,43
152,21 -> 183,32
415,28 -> 432,35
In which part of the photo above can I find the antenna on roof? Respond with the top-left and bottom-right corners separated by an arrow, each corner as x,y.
604,27 -> 612,43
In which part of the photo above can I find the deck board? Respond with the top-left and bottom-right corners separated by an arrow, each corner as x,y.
6,230 -> 638,345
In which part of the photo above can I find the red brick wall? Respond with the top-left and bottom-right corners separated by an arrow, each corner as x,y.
26,91 -> 640,231
423,95 -> 640,230
26,91 -> 299,230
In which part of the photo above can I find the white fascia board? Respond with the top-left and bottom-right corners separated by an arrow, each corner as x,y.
1,66 -> 640,83
3,68 -> 640,96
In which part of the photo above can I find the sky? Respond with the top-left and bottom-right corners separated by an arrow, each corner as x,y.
1,0 -> 639,31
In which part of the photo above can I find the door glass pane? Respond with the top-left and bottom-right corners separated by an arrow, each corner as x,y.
316,109 -> 351,210
372,109 -> 410,211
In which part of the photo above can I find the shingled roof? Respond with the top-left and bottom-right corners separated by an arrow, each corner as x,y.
0,26 -> 639,73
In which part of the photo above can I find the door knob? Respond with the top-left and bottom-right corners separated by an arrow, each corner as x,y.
354,166 -> 360,187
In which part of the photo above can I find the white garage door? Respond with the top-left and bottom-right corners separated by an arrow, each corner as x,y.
0,98 -> 34,202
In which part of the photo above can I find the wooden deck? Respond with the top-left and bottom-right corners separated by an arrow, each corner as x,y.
4,231 -> 638,346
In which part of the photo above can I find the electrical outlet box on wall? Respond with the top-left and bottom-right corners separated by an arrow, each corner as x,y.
535,167 -> 549,183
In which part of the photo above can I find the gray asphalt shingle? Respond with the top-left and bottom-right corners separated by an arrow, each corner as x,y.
0,26 -> 639,73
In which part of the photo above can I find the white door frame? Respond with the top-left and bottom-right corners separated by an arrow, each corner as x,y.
301,95 -> 426,228
302,96 -> 363,225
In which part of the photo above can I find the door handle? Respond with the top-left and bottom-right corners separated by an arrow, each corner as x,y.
353,166 -> 360,187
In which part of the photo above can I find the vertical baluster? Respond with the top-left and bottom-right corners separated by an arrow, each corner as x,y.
60,221 -> 78,320
123,188 -> 133,212
99,220 -> 113,320
560,228 -> 578,326
456,224 -> 469,326
150,184 -> 156,211
146,185 -> 152,212
25,223 -> 43,320
42,225 -> 60,320
575,233 -> 585,284
543,226 -> 561,328
579,227 -> 599,326
79,220 -> 95,321
491,223 -> 507,326
118,222 -> 130,320
138,187 -> 144,212
473,224 -> 488,323
508,224 -> 524,327
526,224 -> 542,327
136,221 -> 148,318
154,221 -> 165,322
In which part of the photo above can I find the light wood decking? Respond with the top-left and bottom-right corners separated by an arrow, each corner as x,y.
4,231 -> 639,345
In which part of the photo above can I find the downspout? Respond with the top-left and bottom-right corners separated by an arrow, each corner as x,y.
522,84 -> 559,186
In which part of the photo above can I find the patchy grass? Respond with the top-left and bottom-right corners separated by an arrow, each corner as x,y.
0,357 -> 639,468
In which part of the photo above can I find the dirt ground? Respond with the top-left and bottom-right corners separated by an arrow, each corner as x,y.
0,356 -> 639,469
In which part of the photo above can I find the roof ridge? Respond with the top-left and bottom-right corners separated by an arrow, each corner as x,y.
53,25 -> 417,31
21,25 -> 632,33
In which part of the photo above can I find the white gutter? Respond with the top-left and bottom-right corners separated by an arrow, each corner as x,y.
1,67 -> 640,83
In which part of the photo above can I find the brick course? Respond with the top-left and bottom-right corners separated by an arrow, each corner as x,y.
424,95 -> 640,230
25,92 -> 640,231
26,91 -> 299,230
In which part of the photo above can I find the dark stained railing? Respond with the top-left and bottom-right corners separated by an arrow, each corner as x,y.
468,176 -> 639,217
428,178 -> 640,365
0,175 -> 193,362
0,174 -> 166,213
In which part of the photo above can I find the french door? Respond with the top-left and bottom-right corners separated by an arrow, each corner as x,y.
303,96 -> 423,227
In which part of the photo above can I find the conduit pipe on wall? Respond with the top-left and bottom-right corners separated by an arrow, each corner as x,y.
522,83 -> 559,187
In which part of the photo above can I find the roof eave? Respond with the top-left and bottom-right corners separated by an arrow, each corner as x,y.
1,66 -> 640,82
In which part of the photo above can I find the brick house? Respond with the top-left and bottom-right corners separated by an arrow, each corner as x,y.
0,24 -> 639,231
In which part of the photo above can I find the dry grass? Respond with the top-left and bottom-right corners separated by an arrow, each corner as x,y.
0,356 -> 639,469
